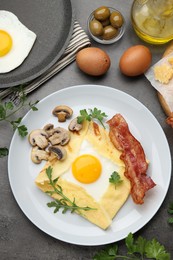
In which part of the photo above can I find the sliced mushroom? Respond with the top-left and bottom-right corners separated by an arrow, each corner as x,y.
49,145 -> 67,161
28,129 -> 48,149
49,127 -> 70,146
31,146 -> 49,164
52,105 -> 73,122
68,117 -> 83,132
43,124 -> 54,137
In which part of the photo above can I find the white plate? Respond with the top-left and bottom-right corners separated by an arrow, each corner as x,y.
8,85 -> 171,246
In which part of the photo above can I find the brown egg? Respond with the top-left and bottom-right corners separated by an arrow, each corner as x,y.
119,45 -> 152,76
76,47 -> 111,76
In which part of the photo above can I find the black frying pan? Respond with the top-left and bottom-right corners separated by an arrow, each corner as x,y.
0,0 -> 74,88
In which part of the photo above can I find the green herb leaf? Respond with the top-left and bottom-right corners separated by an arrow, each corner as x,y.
125,232 -> 136,254
31,106 -> 38,111
93,233 -> 170,260
168,202 -> 173,224
126,233 -> 147,256
0,147 -> 9,158
17,125 -> 28,137
29,100 -> 39,111
168,202 -> 173,214
134,236 -> 147,256
145,239 -> 170,260
93,244 -> 118,260
47,200 -> 69,214
46,166 -> 96,214
10,118 -> 28,137
5,101 -> 14,111
89,107 -> 108,128
168,218 -> 173,224
12,117 -> 22,126
77,107 -> 107,128
0,87 -> 38,158
77,109 -> 91,124
109,171 -> 123,186
46,166 -> 53,180
0,104 -> 6,119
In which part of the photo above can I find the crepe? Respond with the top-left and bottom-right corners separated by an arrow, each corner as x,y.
35,121 -> 130,229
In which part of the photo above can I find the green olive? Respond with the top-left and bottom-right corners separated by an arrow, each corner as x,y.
102,25 -> 118,40
110,11 -> 123,28
89,19 -> 103,36
94,6 -> 110,21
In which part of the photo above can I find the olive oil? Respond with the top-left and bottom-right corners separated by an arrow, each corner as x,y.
131,0 -> 173,44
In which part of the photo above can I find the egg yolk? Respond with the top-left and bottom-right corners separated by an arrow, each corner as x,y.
0,30 -> 13,57
72,154 -> 102,184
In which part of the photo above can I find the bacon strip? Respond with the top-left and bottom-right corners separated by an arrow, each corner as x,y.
107,114 -> 156,204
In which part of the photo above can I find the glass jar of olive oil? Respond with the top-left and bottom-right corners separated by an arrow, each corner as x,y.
131,0 -> 173,44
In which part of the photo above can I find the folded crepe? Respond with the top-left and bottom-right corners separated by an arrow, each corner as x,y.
35,121 -> 130,229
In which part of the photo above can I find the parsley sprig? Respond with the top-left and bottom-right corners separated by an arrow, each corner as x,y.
0,86 -> 38,157
109,171 -> 123,187
46,166 -> 96,214
77,107 -> 108,128
93,232 -> 170,260
0,147 -> 9,158
168,202 -> 173,224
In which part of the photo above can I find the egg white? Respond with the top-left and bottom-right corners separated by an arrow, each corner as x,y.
0,10 -> 36,73
61,139 -> 120,201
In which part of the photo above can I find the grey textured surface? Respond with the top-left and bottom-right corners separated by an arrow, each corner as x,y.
0,0 -> 173,259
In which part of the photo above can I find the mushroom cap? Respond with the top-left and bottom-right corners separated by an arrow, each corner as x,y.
31,146 -> 49,164
49,127 -> 70,146
28,129 -> 49,149
43,124 -> 54,137
52,105 -> 73,122
49,145 -> 67,161
68,117 -> 83,132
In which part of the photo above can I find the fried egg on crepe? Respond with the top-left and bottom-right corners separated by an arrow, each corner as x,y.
35,121 -> 130,229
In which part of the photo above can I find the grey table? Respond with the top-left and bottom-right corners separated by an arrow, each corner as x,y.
0,0 -> 173,259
